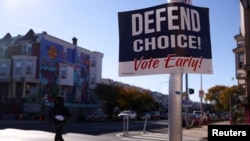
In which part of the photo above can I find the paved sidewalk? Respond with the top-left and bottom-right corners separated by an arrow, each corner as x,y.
117,121 -> 230,141
182,121 -> 230,140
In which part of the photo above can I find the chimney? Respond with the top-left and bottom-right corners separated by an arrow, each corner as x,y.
72,37 -> 77,45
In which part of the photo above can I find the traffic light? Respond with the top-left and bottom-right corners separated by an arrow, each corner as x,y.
189,88 -> 194,94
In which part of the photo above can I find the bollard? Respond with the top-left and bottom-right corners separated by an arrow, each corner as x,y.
142,117 -> 148,134
123,115 -> 129,136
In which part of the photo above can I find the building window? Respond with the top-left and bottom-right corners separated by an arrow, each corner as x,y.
0,62 -> 7,76
27,45 -> 32,54
22,41 -> 32,54
63,48 -> 67,59
238,41 -> 245,47
15,60 -> 22,74
91,57 -> 96,67
61,66 -> 67,79
26,60 -> 33,74
0,43 -> 7,56
237,52 -> 244,69
90,74 -> 96,84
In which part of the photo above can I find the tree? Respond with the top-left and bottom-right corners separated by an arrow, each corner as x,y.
117,86 -> 154,113
205,85 -> 245,112
130,89 -> 154,112
95,83 -> 155,116
205,85 -> 227,112
94,83 -> 119,117
219,85 -> 245,111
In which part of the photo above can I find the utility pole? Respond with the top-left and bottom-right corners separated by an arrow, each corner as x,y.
168,1 -> 192,141
168,0 -> 193,140
199,74 -> 204,126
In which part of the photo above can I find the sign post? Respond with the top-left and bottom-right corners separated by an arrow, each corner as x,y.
168,73 -> 182,141
199,89 -> 204,126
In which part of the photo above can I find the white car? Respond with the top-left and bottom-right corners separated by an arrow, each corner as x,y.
118,110 -> 137,120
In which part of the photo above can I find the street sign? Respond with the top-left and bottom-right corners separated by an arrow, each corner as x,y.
199,90 -> 204,98
118,3 -> 212,76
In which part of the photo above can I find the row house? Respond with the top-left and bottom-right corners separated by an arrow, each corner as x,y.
0,29 -> 103,108
233,0 -> 250,124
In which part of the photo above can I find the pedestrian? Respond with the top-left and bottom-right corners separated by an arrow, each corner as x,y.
49,96 -> 71,141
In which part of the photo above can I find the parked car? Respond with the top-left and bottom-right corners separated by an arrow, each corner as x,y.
137,112 -> 151,120
159,112 -> 168,119
182,113 -> 195,127
80,110 -> 108,121
209,113 -> 220,122
192,111 -> 208,125
118,110 -> 137,120
19,112 -> 41,120
149,111 -> 160,120
188,113 -> 200,126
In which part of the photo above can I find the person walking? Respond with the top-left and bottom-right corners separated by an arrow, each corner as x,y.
49,96 -> 71,141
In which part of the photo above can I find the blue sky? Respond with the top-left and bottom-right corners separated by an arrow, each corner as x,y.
0,0 -> 240,102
